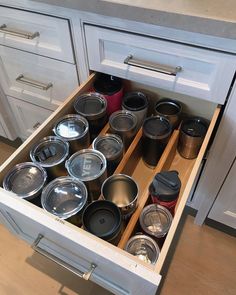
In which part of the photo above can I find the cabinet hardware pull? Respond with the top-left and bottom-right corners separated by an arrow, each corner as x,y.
124,54 -> 182,76
0,24 -> 39,40
32,234 -> 97,281
16,74 -> 53,91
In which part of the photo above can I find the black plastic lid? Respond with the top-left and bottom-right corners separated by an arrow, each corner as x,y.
122,91 -> 148,111
82,200 -> 122,241
181,117 -> 209,137
149,170 -> 181,201
93,73 -> 123,95
143,116 -> 172,139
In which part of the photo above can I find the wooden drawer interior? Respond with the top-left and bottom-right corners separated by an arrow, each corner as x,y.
0,72 -> 221,273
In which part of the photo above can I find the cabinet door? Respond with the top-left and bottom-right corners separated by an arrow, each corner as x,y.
8,96 -> 52,140
208,159 -> 236,229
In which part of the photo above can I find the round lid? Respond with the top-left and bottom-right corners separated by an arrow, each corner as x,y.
66,149 -> 107,181
30,136 -> 69,167
181,117 -> 209,137
3,162 -> 47,199
122,91 -> 148,111
41,176 -> 87,219
93,73 -> 123,95
82,200 -> 121,240
92,134 -> 123,161
125,234 -> 160,264
149,170 -> 181,201
139,204 -> 173,238
109,110 -> 137,132
155,98 -> 182,116
143,116 -> 172,140
53,114 -> 89,141
74,92 -> 107,120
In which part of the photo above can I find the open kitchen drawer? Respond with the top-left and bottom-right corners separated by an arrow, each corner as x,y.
0,73 -> 220,295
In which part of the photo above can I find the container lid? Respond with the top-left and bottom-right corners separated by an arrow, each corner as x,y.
66,149 -> 107,181
93,73 -> 123,95
122,91 -> 148,111
92,134 -> 124,161
155,98 -> 182,116
41,176 -> 87,219
53,114 -> 89,141
125,234 -> 160,264
181,117 -> 209,137
143,116 -> 172,140
139,204 -> 173,238
30,136 -> 69,167
82,200 -> 122,241
109,110 -> 137,132
74,92 -> 107,120
149,170 -> 181,201
3,162 -> 47,200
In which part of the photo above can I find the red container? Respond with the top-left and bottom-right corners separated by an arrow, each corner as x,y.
149,171 -> 181,216
93,73 -> 123,115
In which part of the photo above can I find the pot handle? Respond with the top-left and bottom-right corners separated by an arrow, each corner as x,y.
32,234 -> 97,281
124,55 -> 182,76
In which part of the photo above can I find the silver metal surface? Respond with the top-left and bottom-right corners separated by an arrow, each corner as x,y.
16,74 -> 53,91
124,55 -> 182,76
32,234 -> 97,280
0,24 -> 40,39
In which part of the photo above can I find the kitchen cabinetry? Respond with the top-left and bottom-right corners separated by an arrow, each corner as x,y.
208,159 -> 236,229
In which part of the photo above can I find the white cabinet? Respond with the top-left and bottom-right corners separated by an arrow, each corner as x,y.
7,96 -> 52,140
208,159 -> 236,229
0,118 -> 6,138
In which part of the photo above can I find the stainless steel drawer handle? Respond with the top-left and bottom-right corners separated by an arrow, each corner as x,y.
0,24 -> 40,40
124,54 -> 182,76
32,234 -> 97,281
16,74 -> 53,91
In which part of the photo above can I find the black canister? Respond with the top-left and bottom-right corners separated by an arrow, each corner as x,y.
30,136 -> 69,180
109,110 -> 138,151
53,114 -> 90,154
3,162 -> 47,206
149,171 -> 181,215
142,116 -> 172,168
92,134 -> 124,176
41,176 -> 88,226
74,92 -> 107,140
82,200 -> 122,245
65,149 -> 107,202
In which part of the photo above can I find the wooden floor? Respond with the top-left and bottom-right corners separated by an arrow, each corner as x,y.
0,142 -> 235,295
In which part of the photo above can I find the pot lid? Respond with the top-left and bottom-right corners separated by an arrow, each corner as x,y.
41,176 -> 87,219
93,73 -> 123,95
109,110 -> 137,132
181,117 -> 209,137
30,136 -> 69,167
66,149 -> 107,181
53,114 -> 89,140
92,134 -> 123,161
139,204 -> 173,238
122,91 -> 148,111
3,162 -> 47,199
143,116 -> 172,139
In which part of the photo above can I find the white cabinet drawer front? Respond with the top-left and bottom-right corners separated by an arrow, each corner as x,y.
0,7 -> 74,63
0,46 -> 78,110
85,25 -> 235,104
8,96 -> 52,140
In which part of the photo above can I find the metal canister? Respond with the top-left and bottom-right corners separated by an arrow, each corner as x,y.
53,114 -> 90,154
74,92 -> 107,140
155,98 -> 182,129
92,134 -> 124,176
101,174 -> 139,219
125,234 -> 160,265
178,117 -> 209,159
142,116 -> 172,168
109,110 -> 138,151
41,176 -> 88,226
3,162 -> 47,205
139,204 -> 173,246
82,200 -> 122,245
30,136 -> 69,180
65,149 -> 107,202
